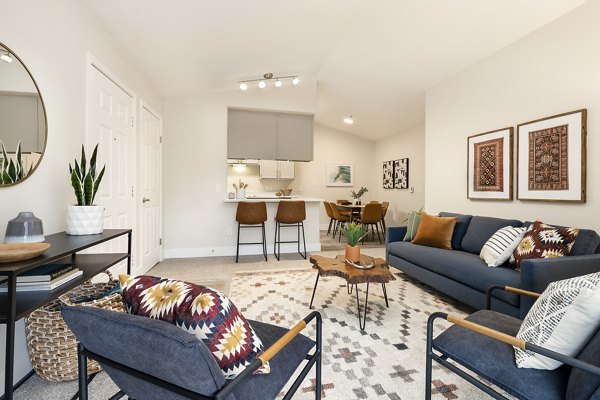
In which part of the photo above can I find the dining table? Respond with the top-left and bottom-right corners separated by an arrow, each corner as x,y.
336,203 -> 365,220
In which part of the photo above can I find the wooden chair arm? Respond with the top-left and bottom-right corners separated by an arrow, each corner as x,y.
447,314 -> 526,349
486,285 -> 541,310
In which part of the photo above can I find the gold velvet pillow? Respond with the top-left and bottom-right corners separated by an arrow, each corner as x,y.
411,213 -> 457,250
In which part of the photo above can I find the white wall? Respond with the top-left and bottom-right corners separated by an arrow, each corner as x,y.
293,124 -> 375,228
0,0 -> 163,392
425,2 -> 600,231
371,124 -> 425,227
163,83 -> 317,257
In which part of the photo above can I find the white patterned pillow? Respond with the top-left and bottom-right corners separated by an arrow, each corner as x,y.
480,226 -> 526,267
515,272 -> 600,370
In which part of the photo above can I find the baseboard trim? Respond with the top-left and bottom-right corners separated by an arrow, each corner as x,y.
164,242 -> 322,259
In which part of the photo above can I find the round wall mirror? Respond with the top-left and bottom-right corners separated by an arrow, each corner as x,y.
0,42 -> 47,186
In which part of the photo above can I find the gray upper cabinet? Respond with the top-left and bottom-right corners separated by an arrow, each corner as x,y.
227,108 -> 314,161
228,109 -> 277,159
277,113 -> 313,161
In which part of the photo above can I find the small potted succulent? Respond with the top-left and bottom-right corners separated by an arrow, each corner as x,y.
341,222 -> 367,263
351,186 -> 368,205
66,144 -> 106,235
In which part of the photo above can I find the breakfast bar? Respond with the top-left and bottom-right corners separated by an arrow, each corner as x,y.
223,197 -> 322,257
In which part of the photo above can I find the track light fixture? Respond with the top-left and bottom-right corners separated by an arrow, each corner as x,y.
1,52 -> 12,63
238,73 -> 300,90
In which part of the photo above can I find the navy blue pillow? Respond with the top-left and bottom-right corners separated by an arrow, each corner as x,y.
439,212 -> 473,251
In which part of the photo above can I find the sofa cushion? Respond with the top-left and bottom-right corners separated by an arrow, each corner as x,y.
566,327 -> 600,400
461,216 -> 522,255
439,212 -> 473,250
523,221 -> 600,256
480,226 -> 527,267
515,272 -> 600,370
512,221 -> 579,271
387,241 -> 520,306
120,275 -> 269,379
433,310 -> 570,400
412,213 -> 456,250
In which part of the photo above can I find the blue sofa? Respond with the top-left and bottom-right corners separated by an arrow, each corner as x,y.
386,212 -> 600,318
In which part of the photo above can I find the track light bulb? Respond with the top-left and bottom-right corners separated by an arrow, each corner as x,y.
292,76 -> 300,85
258,81 -> 266,89
239,82 -> 248,91
275,79 -> 282,88
1,53 -> 12,63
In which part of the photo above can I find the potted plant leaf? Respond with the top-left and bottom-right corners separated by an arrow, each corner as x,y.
66,144 -> 106,235
340,222 -> 367,263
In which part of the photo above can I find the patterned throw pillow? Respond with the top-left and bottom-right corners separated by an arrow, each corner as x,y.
119,275 -> 270,379
403,210 -> 422,241
480,226 -> 526,267
515,272 -> 600,370
511,221 -> 579,271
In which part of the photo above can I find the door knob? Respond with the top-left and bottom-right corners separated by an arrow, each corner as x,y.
142,197 -> 150,203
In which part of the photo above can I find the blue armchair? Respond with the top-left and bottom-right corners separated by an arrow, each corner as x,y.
62,306 -> 322,400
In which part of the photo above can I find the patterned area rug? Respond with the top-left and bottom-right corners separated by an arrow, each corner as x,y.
229,268 -> 499,400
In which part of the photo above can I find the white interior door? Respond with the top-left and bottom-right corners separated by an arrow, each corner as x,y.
88,64 -> 136,274
139,103 -> 162,273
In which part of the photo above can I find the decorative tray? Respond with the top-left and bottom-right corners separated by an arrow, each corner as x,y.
0,243 -> 51,263
345,258 -> 375,269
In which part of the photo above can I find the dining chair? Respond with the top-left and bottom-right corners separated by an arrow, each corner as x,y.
329,202 -> 351,241
357,203 -> 383,244
322,201 -> 336,236
380,201 -> 389,238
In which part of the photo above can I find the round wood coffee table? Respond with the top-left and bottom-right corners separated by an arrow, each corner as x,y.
308,254 -> 395,330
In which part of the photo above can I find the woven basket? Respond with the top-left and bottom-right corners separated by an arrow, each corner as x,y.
25,273 -> 125,382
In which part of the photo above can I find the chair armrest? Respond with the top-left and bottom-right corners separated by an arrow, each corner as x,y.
215,311 -> 322,400
485,285 -> 540,310
519,254 -> 600,317
428,312 -> 600,377
386,226 -> 407,245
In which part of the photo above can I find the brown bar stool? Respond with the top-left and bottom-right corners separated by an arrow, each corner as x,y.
235,201 -> 268,262
274,201 -> 306,260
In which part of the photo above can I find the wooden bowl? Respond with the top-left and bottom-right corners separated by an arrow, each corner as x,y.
0,243 -> 51,263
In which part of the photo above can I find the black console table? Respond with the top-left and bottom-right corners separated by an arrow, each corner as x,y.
0,229 -> 132,400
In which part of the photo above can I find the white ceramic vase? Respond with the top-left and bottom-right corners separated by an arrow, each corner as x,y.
66,205 -> 104,235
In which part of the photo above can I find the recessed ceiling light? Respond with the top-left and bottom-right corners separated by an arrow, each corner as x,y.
239,82 -> 248,91
1,53 -> 12,63
343,116 -> 354,124
258,80 -> 266,89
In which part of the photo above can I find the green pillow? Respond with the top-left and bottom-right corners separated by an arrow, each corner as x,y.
404,211 -> 422,241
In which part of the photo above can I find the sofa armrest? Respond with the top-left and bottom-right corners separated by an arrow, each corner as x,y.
519,254 -> 600,318
386,226 -> 407,245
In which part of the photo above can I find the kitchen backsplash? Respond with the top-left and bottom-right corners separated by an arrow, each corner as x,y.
227,165 -> 294,194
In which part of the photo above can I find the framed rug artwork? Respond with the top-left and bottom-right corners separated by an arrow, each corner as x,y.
517,109 -> 586,202
467,127 -> 513,200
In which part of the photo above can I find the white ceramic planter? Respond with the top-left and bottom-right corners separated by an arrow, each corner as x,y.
66,205 -> 104,235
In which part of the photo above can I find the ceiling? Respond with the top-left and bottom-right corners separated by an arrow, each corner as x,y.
80,0 -> 585,141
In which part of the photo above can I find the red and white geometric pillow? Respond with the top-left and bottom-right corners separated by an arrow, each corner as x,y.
511,221 -> 579,271
119,275 -> 270,379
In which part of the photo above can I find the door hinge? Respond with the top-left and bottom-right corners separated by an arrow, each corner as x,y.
131,116 -> 135,128
159,238 -> 163,245
159,136 -> 163,144
131,186 -> 134,197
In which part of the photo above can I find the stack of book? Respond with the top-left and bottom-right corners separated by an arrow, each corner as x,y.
0,263 -> 83,292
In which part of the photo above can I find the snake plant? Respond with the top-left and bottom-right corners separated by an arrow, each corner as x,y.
341,222 -> 368,247
0,141 -> 32,184
69,144 -> 105,206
